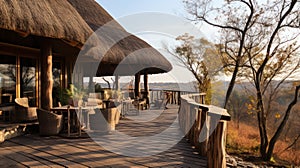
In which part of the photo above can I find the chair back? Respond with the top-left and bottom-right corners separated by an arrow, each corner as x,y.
37,108 -> 63,136
15,98 -> 29,108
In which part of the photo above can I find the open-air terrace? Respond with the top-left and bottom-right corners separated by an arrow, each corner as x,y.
0,104 -> 210,168
0,90 -> 230,167
0,0 -> 231,167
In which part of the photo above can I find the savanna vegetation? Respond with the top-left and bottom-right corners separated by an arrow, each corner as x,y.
226,81 -> 300,166
176,0 -> 300,164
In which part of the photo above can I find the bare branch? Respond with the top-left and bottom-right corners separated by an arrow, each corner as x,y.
267,85 -> 300,157
278,134 -> 300,154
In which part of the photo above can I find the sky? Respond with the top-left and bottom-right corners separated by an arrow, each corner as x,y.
94,0 -> 221,83
96,0 -> 218,40
96,0 -> 186,18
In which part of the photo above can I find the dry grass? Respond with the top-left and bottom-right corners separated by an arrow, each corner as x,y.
226,121 -> 299,166
227,122 -> 260,154
273,140 -> 300,165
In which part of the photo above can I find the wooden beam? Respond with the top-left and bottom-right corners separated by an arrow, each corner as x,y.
15,30 -> 30,38
40,42 -> 53,110
62,39 -> 82,49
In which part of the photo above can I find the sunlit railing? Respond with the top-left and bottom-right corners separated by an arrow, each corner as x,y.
147,89 -> 230,168
179,93 -> 230,168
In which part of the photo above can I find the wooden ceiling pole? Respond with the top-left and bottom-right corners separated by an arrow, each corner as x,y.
40,41 -> 53,110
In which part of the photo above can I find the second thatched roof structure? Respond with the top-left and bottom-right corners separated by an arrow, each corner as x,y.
68,0 -> 172,76
0,0 -> 172,76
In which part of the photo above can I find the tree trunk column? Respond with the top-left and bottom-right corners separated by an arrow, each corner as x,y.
134,73 -> 140,98
207,120 -> 227,168
143,72 -> 149,109
115,75 -> 120,91
41,42 -> 53,110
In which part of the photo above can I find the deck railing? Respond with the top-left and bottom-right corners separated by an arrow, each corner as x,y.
148,89 -> 230,168
149,89 -> 198,106
179,93 -> 230,168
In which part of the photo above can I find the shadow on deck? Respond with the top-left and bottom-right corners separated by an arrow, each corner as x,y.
0,105 -> 207,167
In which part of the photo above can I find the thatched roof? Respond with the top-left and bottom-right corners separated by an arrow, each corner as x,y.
68,0 -> 172,76
67,0 -> 123,31
0,0 -> 93,45
0,0 -> 172,76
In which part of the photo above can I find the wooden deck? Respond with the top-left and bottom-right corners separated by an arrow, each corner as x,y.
0,105 -> 207,167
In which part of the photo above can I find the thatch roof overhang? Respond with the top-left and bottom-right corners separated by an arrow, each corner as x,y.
0,28 -> 81,58
67,0 -> 173,76
0,0 -> 93,49
78,27 -> 172,76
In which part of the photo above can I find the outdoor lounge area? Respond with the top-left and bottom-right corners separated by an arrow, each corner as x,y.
0,0 -> 230,167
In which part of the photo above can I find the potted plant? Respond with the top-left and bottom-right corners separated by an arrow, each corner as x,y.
66,84 -> 86,107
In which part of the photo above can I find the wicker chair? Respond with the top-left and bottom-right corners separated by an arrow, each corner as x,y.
14,97 -> 37,122
37,109 -> 63,136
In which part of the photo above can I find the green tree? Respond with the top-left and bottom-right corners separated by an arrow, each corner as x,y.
169,34 -> 221,104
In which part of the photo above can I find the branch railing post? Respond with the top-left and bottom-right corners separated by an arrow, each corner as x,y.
179,93 -> 230,168
199,107 -> 208,156
207,119 -> 227,168
148,89 -> 229,167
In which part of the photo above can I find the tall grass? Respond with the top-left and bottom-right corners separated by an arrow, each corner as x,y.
226,121 -> 299,165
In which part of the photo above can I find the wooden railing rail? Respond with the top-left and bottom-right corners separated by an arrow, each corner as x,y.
179,94 -> 231,168
149,89 -> 198,106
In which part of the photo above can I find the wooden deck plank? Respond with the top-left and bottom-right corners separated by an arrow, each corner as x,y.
0,145 -> 50,168
1,147 -> 64,168
6,137 -> 88,168
0,155 -> 26,168
11,134 -> 143,167
1,142 -> 63,168
0,105 -> 207,167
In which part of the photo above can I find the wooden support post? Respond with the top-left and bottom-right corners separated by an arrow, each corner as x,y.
172,92 -> 176,104
134,73 -> 140,98
193,108 -> 201,149
143,73 -> 148,93
73,63 -> 84,87
186,103 -> 191,137
189,104 -> 195,142
143,72 -> 149,109
179,93 -> 229,168
199,108 -> 208,156
151,90 -> 154,104
178,91 -> 181,105
207,120 -> 227,168
88,76 -> 94,92
115,75 -> 120,91
41,42 -> 53,110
